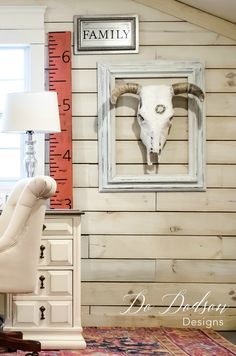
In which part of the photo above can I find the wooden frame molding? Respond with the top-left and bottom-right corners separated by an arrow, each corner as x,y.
132,0 -> 236,41
98,60 -> 205,192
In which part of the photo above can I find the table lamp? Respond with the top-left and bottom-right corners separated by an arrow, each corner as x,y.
1,91 -> 61,177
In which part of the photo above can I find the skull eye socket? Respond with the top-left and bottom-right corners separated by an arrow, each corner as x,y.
138,114 -> 145,122
155,104 -> 166,114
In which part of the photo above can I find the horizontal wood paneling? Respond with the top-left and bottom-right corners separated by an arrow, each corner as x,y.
73,116 -> 236,141
43,0 -> 181,22
71,68 -> 236,93
75,188 -> 236,212
156,189 -> 236,212
82,305 -> 236,329
73,164 -> 236,188
40,0 -> 236,329
82,259 -> 156,281
74,188 -> 156,211
72,46 -> 236,69
45,22 -> 236,46
82,259 -> 236,283
73,141 -> 236,164
82,212 -> 236,235
72,92 -> 236,116
88,235 -> 236,259
82,282 -> 236,306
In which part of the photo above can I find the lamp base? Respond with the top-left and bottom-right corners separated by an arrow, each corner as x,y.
25,131 -> 37,177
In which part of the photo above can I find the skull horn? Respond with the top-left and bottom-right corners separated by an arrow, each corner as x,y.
172,83 -> 204,102
111,83 -> 139,105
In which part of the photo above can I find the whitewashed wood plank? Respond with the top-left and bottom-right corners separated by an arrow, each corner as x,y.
81,259 -> 236,283
72,46 -> 236,69
140,22 -> 236,45
43,0 -> 180,22
82,305 -> 236,329
73,164 -> 98,187
206,69 -> 236,92
72,45 -> 157,69
207,165 -> 236,188
155,260 -> 236,283
207,117 -> 236,140
73,116 -> 188,140
207,142 -> 236,164
72,70 -> 97,93
82,282 -> 236,306
45,22 -> 235,45
73,141 -> 97,163
73,164 -> 234,187
82,212 -> 236,235
222,237 -> 236,259
114,164 -> 236,187
115,163 -> 188,176
81,235 -> 89,259
89,305 -> 236,317
73,116 -> 97,140
133,0 -> 236,41
72,141 -> 236,164
72,92 -> 236,117
74,188 -> 156,211
157,189 -> 236,212
115,141 -> 188,164
88,235 -> 223,259
72,93 -> 97,116
206,93 -> 236,116
82,259 -> 156,281
71,69 -> 236,94
70,68 -> 236,93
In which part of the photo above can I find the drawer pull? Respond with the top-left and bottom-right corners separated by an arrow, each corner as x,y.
39,275 -> 45,289
40,245 -> 45,259
42,224 -> 47,231
39,306 -> 46,320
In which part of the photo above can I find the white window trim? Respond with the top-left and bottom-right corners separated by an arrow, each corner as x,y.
0,6 -> 46,188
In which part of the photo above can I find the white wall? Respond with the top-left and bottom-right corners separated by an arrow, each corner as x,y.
1,0 -> 236,329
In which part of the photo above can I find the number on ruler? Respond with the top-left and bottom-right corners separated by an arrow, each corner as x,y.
62,51 -> 70,63
63,149 -> 71,161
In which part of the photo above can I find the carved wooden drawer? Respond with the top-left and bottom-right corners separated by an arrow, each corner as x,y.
21,270 -> 73,297
12,300 -> 72,328
39,239 -> 73,266
42,218 -> 73,236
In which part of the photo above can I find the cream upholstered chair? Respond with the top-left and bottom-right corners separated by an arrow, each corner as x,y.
0,175 -> 56,356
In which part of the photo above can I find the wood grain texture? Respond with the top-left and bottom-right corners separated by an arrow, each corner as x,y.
30,0 -> 236,329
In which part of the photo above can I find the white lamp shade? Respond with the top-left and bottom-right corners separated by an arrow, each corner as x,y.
2,91 -> 61,133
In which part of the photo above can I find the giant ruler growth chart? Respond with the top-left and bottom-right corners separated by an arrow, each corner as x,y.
48,31 -> 73,209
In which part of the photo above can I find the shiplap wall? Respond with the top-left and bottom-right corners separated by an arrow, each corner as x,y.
3,0 -> 236,329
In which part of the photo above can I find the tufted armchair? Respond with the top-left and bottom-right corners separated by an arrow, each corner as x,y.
0,175 -> 56,355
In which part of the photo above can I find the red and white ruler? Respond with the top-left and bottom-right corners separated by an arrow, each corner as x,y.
48,31 -> 73,209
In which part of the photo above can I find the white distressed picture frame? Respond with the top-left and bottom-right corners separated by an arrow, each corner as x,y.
98,60 -> 205,192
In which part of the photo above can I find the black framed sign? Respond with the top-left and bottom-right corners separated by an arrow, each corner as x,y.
73,15 -> 139,54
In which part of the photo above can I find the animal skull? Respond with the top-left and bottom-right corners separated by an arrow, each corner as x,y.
111,82 -> 204,165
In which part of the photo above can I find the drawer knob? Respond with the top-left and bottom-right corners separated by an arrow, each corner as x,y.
42,224 -> 47,232
39,275 -> 45,289
39,306 -> 46,320
40,245 -> 45,259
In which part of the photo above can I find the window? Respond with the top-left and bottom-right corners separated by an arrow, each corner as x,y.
0,47 -> 28,182
0,6 -> 46,194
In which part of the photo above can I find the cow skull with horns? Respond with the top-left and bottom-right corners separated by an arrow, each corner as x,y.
111,82 -> 204,165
